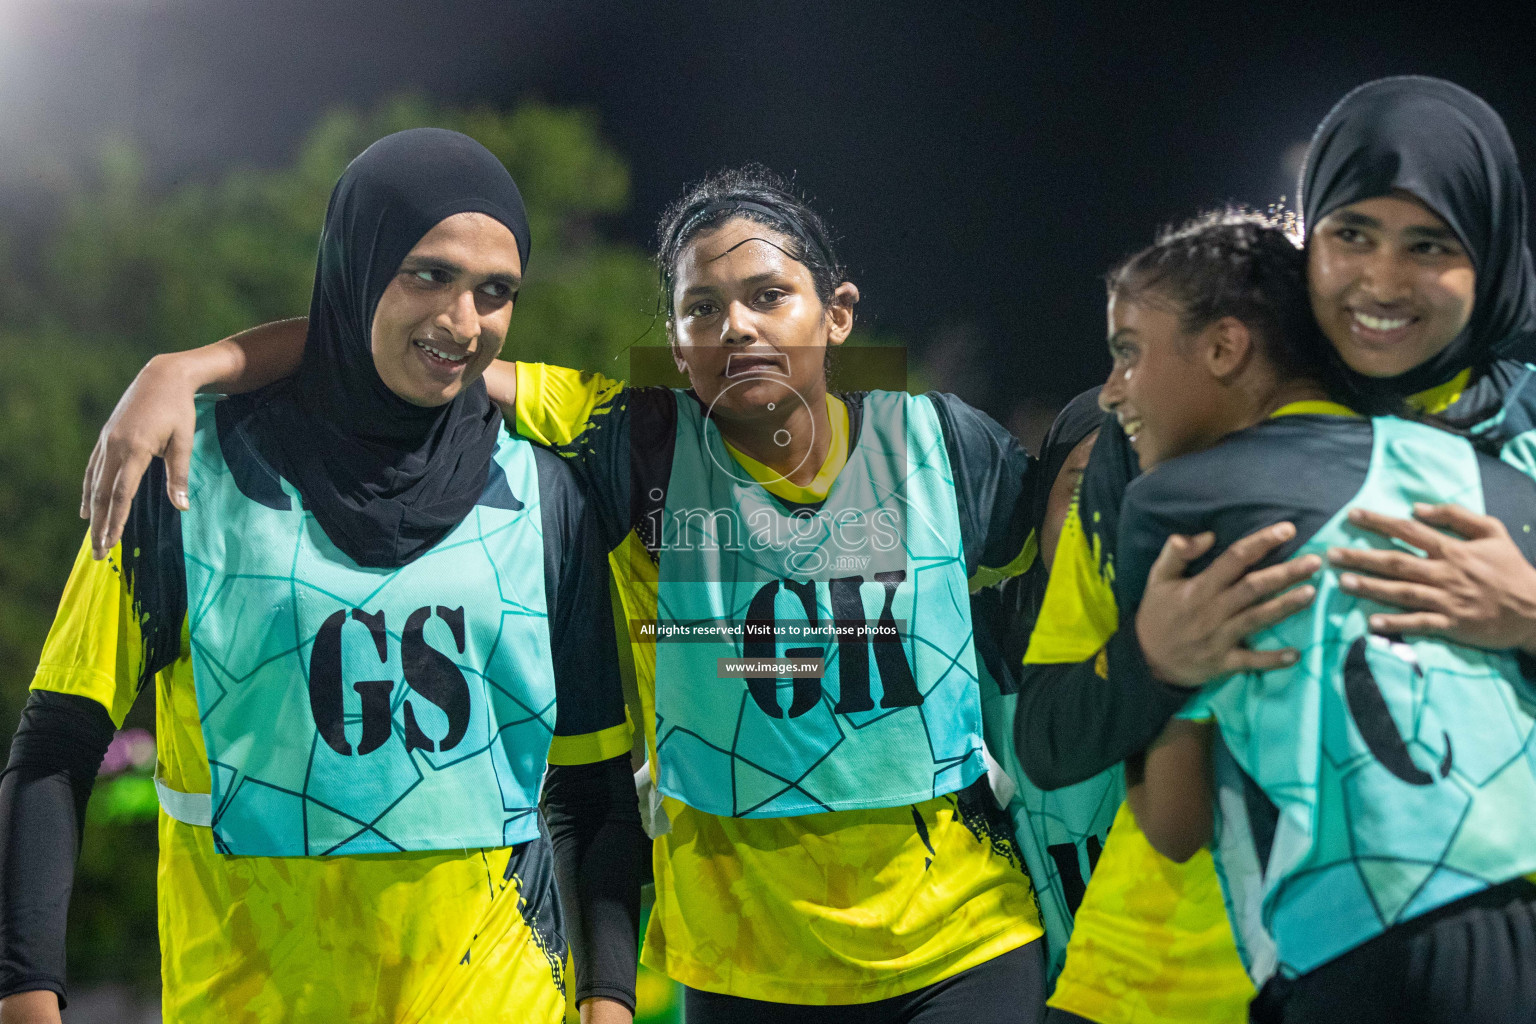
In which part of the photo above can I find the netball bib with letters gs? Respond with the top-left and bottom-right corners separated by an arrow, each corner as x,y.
177,399 -> 556,856
653,390 -> 985,818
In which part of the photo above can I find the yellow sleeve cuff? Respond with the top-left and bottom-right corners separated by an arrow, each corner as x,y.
546,711 -> 634,766
30,666 -> 126,727
968,530 -> 1038,594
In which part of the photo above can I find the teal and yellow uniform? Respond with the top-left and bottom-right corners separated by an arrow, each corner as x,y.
1116,405 -> 1536,981
1018,366 -> 1536,1023
28,400 -> 631,1023
515,363 -> 1044,1004
1021,419 -> 1252,1024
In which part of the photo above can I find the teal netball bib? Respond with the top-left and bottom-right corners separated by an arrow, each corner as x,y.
652,391 -> 985,817
1188,416 -> 1536,978
980,665 -> 1122,984
179,400 -> 556,856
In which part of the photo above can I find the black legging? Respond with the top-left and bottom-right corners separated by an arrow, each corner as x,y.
683,939 -> 1046,1024
1250,879 -> 1536,1024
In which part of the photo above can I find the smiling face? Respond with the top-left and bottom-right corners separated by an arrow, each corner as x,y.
1100,293 -> 1239,470
370,211 -> 522,407
668,216 -> 856,425
1307,191 -> 1476,379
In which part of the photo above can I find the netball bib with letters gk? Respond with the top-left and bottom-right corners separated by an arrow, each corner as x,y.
178,399 -> 556,856
653,390 -> 985,818
1186,416 -> 1536,978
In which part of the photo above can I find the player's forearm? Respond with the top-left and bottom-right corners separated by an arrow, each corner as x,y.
0,990 -> 62,1024
1014,628 -> 1190,790
163,318 -> 309,394
0,693 -> 116,1006
0,767 -> 73,1005
542,755 -> 644,1014
140,320 -> 516,408
482,359 -> 517,414
1129,720 -> 1214,863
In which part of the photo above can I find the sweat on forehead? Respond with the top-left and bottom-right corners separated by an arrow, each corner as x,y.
676,209 -> 818,280
666,212 -> 832,314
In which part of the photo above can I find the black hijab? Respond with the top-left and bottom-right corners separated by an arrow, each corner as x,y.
994,387 -> 1106,670
1028,387 -> 1106,535
249,127 -> 531,568
1300,76 -> 1536,400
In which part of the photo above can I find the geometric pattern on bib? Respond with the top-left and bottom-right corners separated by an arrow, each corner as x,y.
981,676 -> 1123,983
1467,360 -> 1536,480
653,391 -> 985,818
1185,416 -> 1536,977
182,400 -> 556,857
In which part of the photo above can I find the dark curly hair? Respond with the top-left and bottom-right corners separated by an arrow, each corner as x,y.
1107,209 -> 1341,394
655,163 -> 848,314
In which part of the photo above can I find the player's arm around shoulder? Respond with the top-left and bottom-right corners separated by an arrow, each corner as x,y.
1117,468 -> 1320,691
83,317 -> 307,559
510,362 -> 627,449
1330,452 -> 1536,656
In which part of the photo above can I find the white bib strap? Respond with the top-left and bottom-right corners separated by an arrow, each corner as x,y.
154,773 -> 213,828
633,760 -> 671,839
982,743 -> 1017,808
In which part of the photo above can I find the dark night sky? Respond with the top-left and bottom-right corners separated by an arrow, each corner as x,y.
3,0 -> 1533,428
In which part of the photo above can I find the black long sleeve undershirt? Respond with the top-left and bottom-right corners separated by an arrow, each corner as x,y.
0,690 -> 117,1007
542,754 -> 645,1012
1013,629 -> 1191,791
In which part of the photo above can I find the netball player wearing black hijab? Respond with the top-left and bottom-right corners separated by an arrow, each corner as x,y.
1297,77 -> 1536,665
1014,391 -> 1106,643
1115,80 -> 1536,1018
1017,77 -> 1536,791
0,129 -> 642,1023
1127,76 -> 1536,746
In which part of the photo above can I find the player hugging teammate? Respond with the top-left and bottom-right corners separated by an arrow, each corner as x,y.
6,75 -> 1536,1024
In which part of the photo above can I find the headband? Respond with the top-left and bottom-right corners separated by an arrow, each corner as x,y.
674,198 -> 833,274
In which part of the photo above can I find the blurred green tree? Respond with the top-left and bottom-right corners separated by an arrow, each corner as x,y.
39,96 -> 659,365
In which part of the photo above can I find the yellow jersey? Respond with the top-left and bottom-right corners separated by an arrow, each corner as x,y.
31,436 -> 631,1022
1022,426 -> 1252,1024
515,362 -> 1044,1004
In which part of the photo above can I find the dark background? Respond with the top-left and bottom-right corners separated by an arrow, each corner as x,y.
4,0 -> 1534,425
